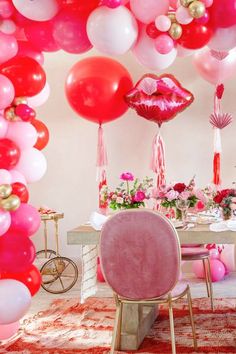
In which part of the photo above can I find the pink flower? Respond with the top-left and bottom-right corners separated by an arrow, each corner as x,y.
195,200 -> 205,211
179,191 -> 190,200
194,189 -> 207,203
166,190 -> 179,201
120,172 -> 134,181
116,197 -> 123,204
134,190 -> 146,202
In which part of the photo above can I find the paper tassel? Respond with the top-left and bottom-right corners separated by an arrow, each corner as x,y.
213,152 -> 221,186
96,125 -> 108,213
151,132 -> 166,189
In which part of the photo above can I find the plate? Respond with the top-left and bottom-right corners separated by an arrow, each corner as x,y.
172,220 -> 184,229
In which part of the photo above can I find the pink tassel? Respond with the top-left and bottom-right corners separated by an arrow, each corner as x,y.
151,133 -> 166,190
96,125 -> 108,167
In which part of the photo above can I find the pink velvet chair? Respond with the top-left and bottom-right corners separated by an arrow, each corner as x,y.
100,210 -> 197,354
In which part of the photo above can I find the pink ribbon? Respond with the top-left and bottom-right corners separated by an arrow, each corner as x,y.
151,132 -> 166,190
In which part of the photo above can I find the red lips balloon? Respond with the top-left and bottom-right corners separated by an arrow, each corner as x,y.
125,74 -> 194,127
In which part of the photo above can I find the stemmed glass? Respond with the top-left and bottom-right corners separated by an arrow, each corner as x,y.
176,199 -> 190,226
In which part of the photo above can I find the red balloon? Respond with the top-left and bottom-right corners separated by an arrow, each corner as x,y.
31,119 -> 49,150
0,230 -> 36,273
125,74 -> 194,126
209,0 -> 236,29
0,138 -> 20,169
24,21 -> 60,53
146,22 -> 161,39
0,265 -> 41,296
0,57 -> 46,97
11,182 -> 29,203
17,40 -> 44,65
65,57 -> 133,124
178,22 -> 213,49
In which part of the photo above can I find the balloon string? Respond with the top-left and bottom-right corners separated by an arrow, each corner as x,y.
150,132 -> 166,190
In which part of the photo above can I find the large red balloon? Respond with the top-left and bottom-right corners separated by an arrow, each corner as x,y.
0,230 -> 36,273
31,119 -> 49,150
0,265 -> 41,296
0,138 -> 20,169
178,22 -> 213,49
65,56 -> 133,124
11,182 -> 29,203
209,0 -> 236,29
125,74 -> 194,126
0,57 -> 46,97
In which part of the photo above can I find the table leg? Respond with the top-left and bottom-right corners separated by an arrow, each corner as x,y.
43,220 -> 48,258
120,303 -> 158,350
54,219 -> 59,256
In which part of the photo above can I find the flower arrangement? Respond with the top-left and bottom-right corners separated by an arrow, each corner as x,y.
100,172 -> 153,210
213,189 -> 236,219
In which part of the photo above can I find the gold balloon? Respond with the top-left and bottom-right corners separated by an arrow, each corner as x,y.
189,1 -> 206,18
180,0 -> 194,7
168,12 -> 176,23
4,107 -> 18,122
0,184 -> 12,199
13,97 -> 28,106
169,23 -> 183,40
0,195 -> 20,211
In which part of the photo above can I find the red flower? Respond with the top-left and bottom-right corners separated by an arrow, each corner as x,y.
173,183 -> 186,193
213,189 -> 230,204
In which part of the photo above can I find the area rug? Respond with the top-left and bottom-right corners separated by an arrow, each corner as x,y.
1,297 -> 236,353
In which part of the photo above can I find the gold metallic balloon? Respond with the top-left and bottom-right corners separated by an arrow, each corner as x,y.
0,195 -> 20,211
13,97 -> 28,106
180,0 -> 194,6
169,23 -> 183,40
189,1 -> 206,18
4,107 -> 18,122
0,184 -> 12,199
168,12 -> 176,23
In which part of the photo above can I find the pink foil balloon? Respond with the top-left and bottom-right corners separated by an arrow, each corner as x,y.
0,1 -> 15,19
0,210 -> 11,236
0,169 -> 12,184
10,170 -> 26,185
0,74 -> 15,110
130,0 -> 170,24
10,203 -> 41,237
6,122 -> 37,149
193,48 -> 236,84
0,32 -> 18,65
154,34 -> 174,54
0,321 -> 20,340
0,115 -> 8,138
17,40 -> 44,65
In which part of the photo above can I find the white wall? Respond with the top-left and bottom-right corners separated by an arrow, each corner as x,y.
29,49 -> 236,257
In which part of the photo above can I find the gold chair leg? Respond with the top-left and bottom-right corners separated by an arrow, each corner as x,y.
202,258 -> 210,297
111,300 -> 121,353
206,257 -> 214,311
168,294 -> 176,354
186,286 -> 198,351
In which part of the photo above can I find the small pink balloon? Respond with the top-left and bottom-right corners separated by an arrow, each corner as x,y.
154,34 -> 174,54
209,248 -> 220,259
10,203 -> 41,237
195,10 -> 209,25
0,169 -> 12,184
0,115 -> 8,138
0,321 -> 19,340
100,0 -> 122,8
0,210 -> 11,236
0,74 -> 15,110
0,32 -> 18,64
202,0 -> 213,8
9,170 -> 27,185
155,15 -> 171,32
210,259 -> 225,282
15,104 -> 36,122
0,19 -> 17,34
17,40 -> 44,65
0,1 -> 15,19
176,6 -> 193,25
192,260 -> 205,279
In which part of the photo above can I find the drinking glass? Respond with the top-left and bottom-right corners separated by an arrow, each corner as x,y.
176,199 -> 190,225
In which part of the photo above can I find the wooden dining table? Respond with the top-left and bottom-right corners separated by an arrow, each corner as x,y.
67,223 -> 236,350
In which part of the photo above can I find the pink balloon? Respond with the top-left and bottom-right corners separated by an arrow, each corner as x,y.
15,148 -> 47,183
208,25 -> 236,51
17,40 -> 44,65
0,230 -> 36,273
0,210 -> 11,236
10,203 -> 41,237
210,259 -> 225,282
24,20 -> 60,52
27,82 -> 50,107
0,169 -> 12,184
6,122 -> 37,149
209,248 -> 220,259
176,6 -> 193,25
133,25 -> 177,70
155,15 -> 171,32
0,20 -> 17,34
130,0 -> 170,24
53,8 -> 92,54
100,0 -> 122,8
12,0 -> 59,22
193,48 -> 236,84
0,1 -> 15,19
0,321 -> 19,340
0,74 -> 15,110
220,244 -> 235,273
169,0 -> 178,10
9,170 -> 26,185
0,32 -> 18,64
154,34 -> 174,54
192,260 -> 205,279
0,115 -> 8,138
202,0 -> 213,7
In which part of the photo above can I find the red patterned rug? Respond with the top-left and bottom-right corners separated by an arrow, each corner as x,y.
2,297 -> 236,353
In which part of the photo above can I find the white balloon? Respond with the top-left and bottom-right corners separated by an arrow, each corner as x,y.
208,25 -> 236,52
10,170 -> 27,185
132,26 -> 177,70
12,0 -> 59,21
177,44 -> 195,57
27,82 -> 50,108
0,280 -> 31,325
87,6 -> 138,55
15,148 -> 47,183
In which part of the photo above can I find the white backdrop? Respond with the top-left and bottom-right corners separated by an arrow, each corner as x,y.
29,49 -> 236,257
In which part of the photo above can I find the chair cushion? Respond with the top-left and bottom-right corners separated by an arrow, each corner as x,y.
158,281 -> 188,300
181,247 -> 209,260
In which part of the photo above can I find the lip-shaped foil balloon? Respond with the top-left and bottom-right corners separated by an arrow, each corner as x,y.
125,74 -> 194,126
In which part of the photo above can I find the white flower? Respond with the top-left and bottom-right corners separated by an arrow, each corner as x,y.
116,197 -> 123,204
166,190 -> 179,201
